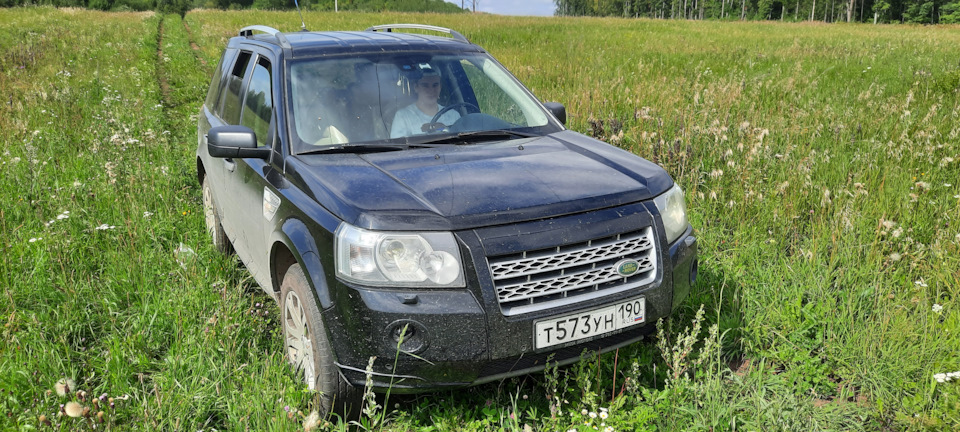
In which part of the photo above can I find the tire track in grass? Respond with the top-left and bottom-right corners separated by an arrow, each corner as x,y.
156,17 -> 173,109
181,18 -> 208,68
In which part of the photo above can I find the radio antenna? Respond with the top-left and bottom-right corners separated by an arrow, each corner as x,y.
293,0 -> 307,31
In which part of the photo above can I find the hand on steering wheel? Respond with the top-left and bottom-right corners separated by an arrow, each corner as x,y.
430,102 -> 481,124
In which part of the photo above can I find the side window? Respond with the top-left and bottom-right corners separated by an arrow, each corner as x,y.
240,56 -> 273,147
218,51 -> 252,125
204,50 -> 232,110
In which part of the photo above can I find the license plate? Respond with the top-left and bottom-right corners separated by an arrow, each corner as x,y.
534,297 -> 645,349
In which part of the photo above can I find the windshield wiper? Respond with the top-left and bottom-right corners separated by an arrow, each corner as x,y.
298,143 -> 417,155
416,129 -> 542,145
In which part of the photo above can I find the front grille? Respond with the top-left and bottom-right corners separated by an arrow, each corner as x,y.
487,227 -> 657,316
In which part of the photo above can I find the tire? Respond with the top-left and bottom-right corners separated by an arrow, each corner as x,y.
201,176 -> 232,254
280,264 -> 361,418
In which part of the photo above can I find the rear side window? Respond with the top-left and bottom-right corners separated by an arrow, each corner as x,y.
204,50 -> 234,110
240,57 -> 273,147
218,51 -> 252,124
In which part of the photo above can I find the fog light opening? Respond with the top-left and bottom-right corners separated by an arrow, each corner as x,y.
386,320 -> 428,354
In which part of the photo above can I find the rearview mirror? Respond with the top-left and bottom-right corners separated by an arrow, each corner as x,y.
207,125 -> 271,159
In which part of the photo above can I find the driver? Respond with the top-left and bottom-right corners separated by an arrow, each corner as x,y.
390,67 -> 460,138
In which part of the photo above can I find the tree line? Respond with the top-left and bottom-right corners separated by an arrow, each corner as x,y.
4,0 -> 953,24
0,0 -> 465,16
554,0 -> 960,23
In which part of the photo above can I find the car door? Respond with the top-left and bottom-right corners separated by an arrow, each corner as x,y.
229,52 -> 281,287
204,49 -> 253,251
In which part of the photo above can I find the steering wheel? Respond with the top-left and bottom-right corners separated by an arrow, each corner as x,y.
431,102 -> 481,124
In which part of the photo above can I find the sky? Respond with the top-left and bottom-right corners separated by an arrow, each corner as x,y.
443,0 -> 556,16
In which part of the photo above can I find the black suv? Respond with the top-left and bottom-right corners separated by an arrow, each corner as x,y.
197,24 -> 697,415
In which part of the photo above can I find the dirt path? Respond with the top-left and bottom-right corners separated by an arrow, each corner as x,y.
182,19 -> 208,67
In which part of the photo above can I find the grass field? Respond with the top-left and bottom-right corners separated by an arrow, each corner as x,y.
2,6 -> 960,431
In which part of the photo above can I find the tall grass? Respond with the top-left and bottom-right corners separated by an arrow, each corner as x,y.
2,6 -> 959,430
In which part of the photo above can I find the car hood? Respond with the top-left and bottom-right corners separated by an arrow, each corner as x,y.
288,130 -> 674,231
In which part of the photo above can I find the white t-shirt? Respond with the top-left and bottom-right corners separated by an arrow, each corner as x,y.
390,104 -> 461,138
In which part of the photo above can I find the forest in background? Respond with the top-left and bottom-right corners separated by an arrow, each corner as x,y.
554,0 -> 960,23
0,0 -> 465,15
2,0 -> 957,22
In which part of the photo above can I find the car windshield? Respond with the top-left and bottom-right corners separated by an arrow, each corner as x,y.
286,52 -> 561,154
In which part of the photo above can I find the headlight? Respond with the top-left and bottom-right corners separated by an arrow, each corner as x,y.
653,184 -> 689,244
335,223 -> 464,287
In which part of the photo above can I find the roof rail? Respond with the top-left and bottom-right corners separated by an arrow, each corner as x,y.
239,25 -> 291,49
364,24 -> 470,44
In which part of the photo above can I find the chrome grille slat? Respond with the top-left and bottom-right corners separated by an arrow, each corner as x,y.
487,227 -> 658,316
489,233 -> 653,280
495,257 -> 655,303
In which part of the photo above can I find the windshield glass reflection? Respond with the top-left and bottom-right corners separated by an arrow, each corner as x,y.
288,52 -> 559,153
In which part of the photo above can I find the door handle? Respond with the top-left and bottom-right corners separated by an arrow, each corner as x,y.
224,158 -> 236,172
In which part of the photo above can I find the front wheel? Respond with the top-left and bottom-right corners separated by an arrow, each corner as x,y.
280,264 -> 360,418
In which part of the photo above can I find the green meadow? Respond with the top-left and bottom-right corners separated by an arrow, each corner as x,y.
2,6 -> 959,431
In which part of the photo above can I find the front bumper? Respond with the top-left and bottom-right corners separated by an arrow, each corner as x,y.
322,205 -> 698,393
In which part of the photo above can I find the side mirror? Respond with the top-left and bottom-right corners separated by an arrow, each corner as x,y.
543,102 -> 566,126
207,125 -> 271,159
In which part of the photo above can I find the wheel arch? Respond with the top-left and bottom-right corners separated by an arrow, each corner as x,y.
270,217 -> 333,309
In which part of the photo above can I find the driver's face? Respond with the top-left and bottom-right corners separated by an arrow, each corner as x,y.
416,76 -> 442,101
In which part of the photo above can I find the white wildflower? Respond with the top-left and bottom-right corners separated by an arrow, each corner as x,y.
915,279 -> 928,288
28,237 -> 41,243
54,378 -> 76,397
934,373 -> 947,383
589,411 -> 597,419
64,402 -> 84,418
143,211 -> 154,218
95,224 -> 116,231
932,304 -> 943,314
302,411 -> 320,431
